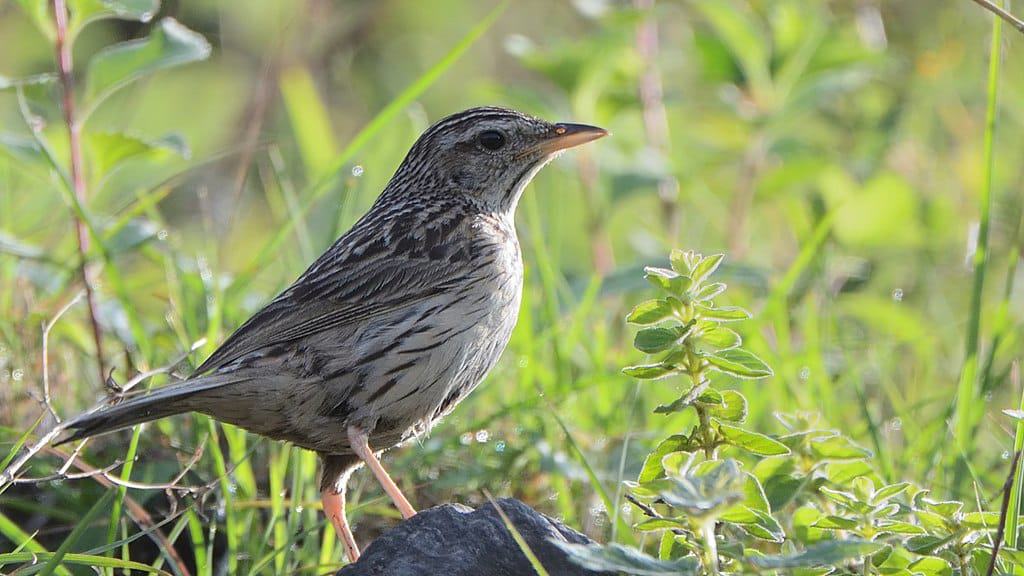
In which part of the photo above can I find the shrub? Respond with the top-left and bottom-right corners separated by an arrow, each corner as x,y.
558,251 -> 1017,575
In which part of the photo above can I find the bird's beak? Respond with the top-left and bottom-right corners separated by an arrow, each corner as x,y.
538,122 -> 609,155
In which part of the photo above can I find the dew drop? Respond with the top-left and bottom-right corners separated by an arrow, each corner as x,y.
475,429 -> 490,443
495,441 -> 506,453
227,482 -> 238,495
295,505 -> 304,513
890,417 -> 902,431
460,432 -> 473,446
157,229 -> 168,241
892,288 -> 904,302
12,369 -> 23,381
1003,451 -> 1011,460
518,356 -> 529,369
351,165 -> 364,178
799,367 -> 811,382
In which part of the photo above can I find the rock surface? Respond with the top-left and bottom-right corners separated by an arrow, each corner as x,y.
336,498 -> 612,576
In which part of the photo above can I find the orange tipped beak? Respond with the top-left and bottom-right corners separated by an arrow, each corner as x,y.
538,122 -> 609,155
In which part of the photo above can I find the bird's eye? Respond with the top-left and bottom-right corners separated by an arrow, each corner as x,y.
478,130 -> 506,151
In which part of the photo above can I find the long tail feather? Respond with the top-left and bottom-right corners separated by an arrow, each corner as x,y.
59,375 -> 248,445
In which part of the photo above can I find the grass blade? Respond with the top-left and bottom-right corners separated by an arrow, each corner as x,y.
954,0 -> 1002,454
1005,364 -> 1024,549
39,489 -> 115,576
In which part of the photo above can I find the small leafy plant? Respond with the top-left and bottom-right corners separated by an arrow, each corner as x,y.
559,251 -> 1023,575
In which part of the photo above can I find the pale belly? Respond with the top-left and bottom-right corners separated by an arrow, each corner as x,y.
276,268 -> 523,455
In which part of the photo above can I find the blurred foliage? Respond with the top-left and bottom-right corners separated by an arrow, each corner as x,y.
0,0 -> 1022,574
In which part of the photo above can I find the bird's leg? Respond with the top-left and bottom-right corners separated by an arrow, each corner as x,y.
322,488 -> 360,561
347,425 -> 417,519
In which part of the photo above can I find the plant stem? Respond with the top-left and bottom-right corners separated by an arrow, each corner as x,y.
52,0 -> 106,383
970,0 -> 1024,35
702,520 -> 720,576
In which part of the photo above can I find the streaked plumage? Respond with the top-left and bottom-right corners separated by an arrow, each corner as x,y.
47,106 -> 608,560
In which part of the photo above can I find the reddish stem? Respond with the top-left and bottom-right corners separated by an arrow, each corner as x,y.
52,0 -> 107,382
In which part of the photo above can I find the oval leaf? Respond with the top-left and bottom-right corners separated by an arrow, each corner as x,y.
705,348 -> 773,379
627,299 -> 674,325
86,18 -> 212,109
623,363 -> 679,380
717,422 -> 790,456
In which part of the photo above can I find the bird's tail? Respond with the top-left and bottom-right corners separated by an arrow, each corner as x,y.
59,375 -> 249,445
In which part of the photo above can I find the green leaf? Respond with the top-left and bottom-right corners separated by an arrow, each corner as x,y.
669,249 -> 698,275
70,0 -> 159,34
870,482 -> 910,506
634,517 -> 691,532
553,541 -> 699,575
693,326 -> 741,353
819,487 -> 862,509
811,515 -> 859,530
824,460 -> 873,484
961,511 -> 1000,529
0,133 -> 49,173
740,507 -> 786,543
876,520 -> 926,535
639,436 -> 694,482
627,299 -> 674,325
87,131 -> 188,176
634,324 -> 691,354
623,363 -> 679,380
645,266 -> 691,296
907,556 -> 952,576
690,253 -> 725,285
809,434 -> 871,460
904,534 -> 951,555
705,348 -> 773,379
692,282 -> 726,301
85,18 -> 212,113
746,539 -> 884,569
698,305 -> 752,321
709,390 -> 747,422
717,422 -> 790,456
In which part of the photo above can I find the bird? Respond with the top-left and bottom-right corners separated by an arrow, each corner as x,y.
27,106 -> 608,561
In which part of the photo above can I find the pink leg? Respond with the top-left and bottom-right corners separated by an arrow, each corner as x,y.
322,489 -> 360,562
348,426 -> 417,519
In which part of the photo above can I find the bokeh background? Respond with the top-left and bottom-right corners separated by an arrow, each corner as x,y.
1,0 -> 1023,573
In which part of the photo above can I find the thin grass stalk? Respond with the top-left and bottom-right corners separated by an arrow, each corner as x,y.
955,2 -> 1002,452
51,0 -> 105,382
1005,363 -> 1024,549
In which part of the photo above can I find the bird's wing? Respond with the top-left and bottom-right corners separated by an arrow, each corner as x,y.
195,256 -> 462,375
191,191 -> 487,379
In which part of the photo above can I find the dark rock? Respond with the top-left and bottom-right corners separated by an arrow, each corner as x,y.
337,498 -> 613,576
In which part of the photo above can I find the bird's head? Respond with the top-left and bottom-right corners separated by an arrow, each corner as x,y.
389,106 -> 608,213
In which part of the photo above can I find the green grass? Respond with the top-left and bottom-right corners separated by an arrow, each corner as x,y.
1,0 -> 1023,574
